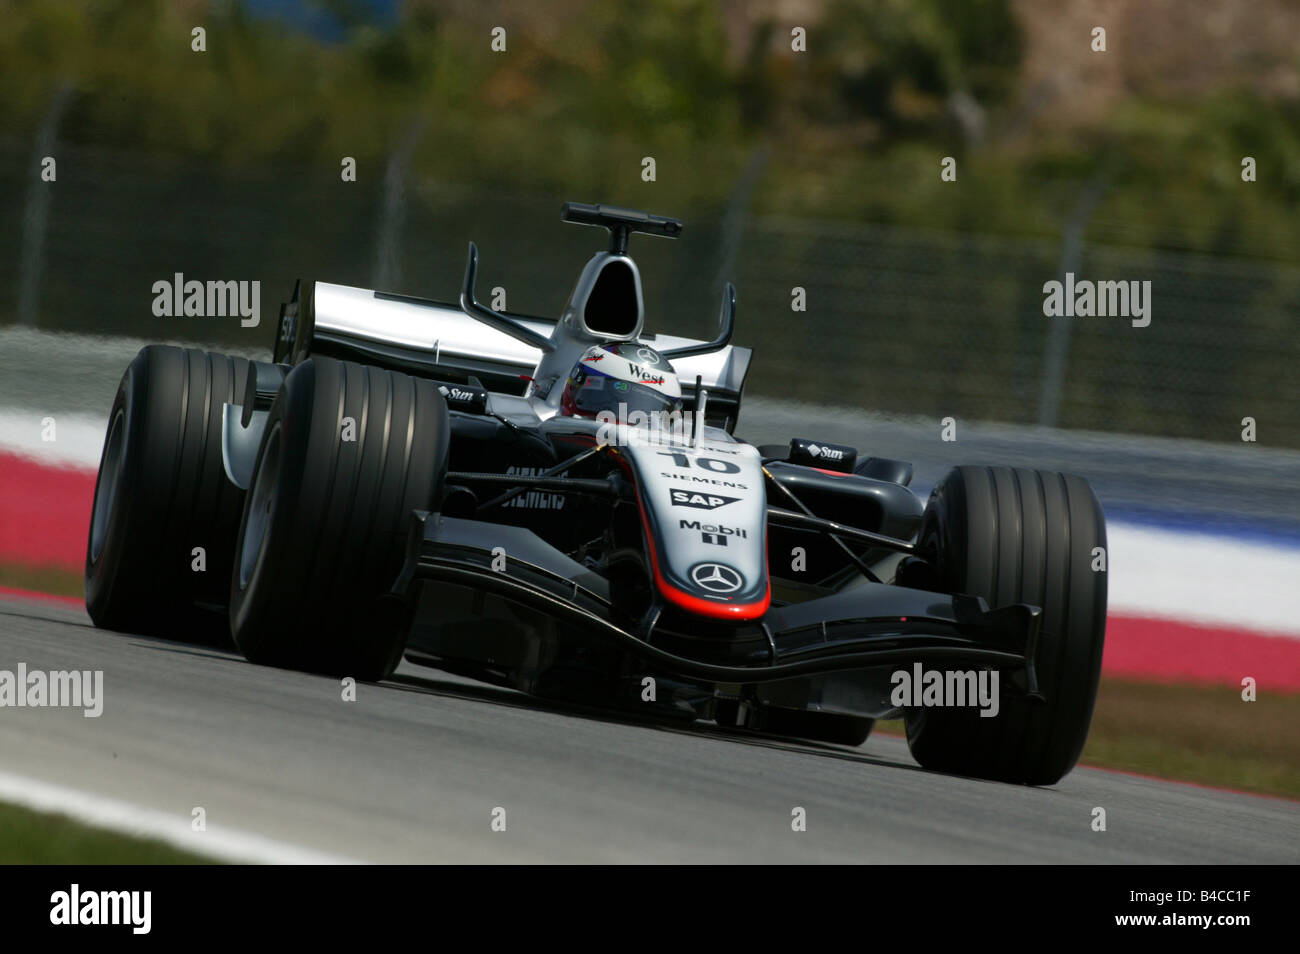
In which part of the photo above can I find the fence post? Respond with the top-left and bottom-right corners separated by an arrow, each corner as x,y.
1037,175 -> 1106,427
372,117 -> 427,292
17,82 -> 73,327
713,144 -> 769,293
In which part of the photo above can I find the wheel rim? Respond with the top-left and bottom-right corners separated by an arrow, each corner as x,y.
239,422 -> 281,590
89,408 -> 125,564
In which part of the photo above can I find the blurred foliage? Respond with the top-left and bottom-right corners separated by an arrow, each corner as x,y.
0,0 -> 746,207
2,0 -> 1298,260
3,0 -> 1299,445
801,0 -> 1023,134
0,800 -> 214,863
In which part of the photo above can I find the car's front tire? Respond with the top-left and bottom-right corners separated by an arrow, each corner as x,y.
904,466 -> 1107,785
230,357 -> 447,680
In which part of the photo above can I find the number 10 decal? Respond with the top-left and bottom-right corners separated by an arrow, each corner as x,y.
657,451 -> 741,474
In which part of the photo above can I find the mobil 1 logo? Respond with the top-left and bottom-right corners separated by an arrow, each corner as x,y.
679,519 -> 748,546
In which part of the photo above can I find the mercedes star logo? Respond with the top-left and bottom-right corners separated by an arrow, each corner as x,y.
636,347 -> 658,364
690,562 -> 744,594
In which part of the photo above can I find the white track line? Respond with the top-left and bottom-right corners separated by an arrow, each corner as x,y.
2,414 -> 1297,638
0,769 -> 359,864
1107,523 -> 1300,637
0,407 -> 107,470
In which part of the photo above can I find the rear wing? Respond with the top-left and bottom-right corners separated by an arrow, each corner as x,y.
276,280 -> 753,431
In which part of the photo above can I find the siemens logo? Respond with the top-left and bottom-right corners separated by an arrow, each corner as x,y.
660,473 -> 748,489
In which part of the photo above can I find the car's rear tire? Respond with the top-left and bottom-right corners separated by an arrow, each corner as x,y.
904,466 -> 1107,785
85,346 -> 251,640
230,357 -> 447,680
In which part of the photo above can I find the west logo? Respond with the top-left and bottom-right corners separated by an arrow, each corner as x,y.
669,490 -> 739,510
627,363 -> 665,384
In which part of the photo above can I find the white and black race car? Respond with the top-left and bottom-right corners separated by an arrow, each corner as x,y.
85,202 -> 1107,785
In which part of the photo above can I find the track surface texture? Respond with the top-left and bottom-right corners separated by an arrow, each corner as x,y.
1,596 -> 1295,863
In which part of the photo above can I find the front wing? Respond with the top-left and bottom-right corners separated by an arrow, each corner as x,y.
384,513 -> 1043,713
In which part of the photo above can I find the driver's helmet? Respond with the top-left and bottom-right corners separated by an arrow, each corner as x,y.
559,342 -> 682,423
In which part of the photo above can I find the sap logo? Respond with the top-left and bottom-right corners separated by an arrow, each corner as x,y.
806,443 -> 845,460
669,490 -> 739,510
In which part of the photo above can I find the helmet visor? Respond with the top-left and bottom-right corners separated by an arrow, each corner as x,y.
570,370 -> 682,420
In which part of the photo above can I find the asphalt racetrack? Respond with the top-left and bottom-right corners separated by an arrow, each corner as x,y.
2,595 -> 1295,863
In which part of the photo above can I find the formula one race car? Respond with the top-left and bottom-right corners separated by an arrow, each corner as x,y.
85,202 -> 1107,785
